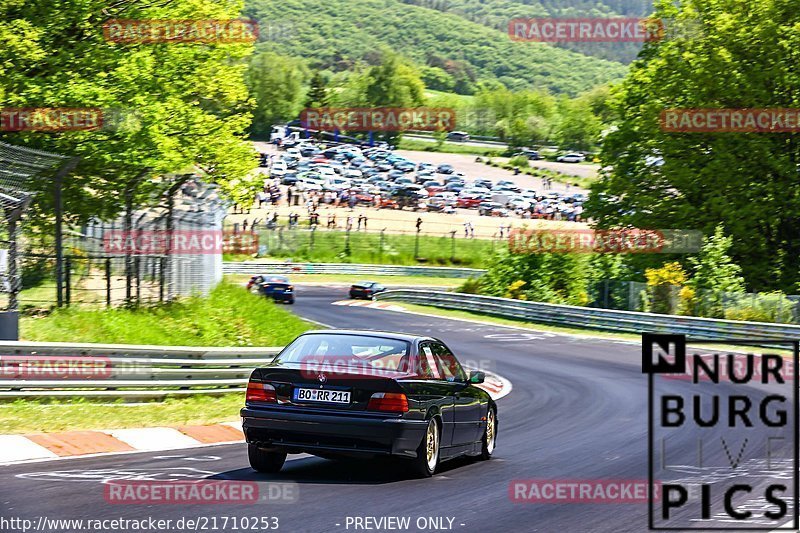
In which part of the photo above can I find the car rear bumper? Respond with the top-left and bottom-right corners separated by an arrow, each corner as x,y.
267,293 -> 294,302
241,406 -> 427,458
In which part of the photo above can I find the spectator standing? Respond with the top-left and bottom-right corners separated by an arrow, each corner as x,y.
416,217 -> 423,232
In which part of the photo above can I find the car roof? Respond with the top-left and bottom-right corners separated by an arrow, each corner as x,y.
300,329 -> 436,343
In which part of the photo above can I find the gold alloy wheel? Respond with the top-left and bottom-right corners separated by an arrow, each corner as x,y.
426,420 -> 439,471
486,408 -> 496,454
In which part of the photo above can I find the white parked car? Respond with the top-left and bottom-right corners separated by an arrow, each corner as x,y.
556,153 -> 586,163
324,177 -> 352,191
508,196 -> 531,210
296,179 -> 323,192
270,161 -> 288,177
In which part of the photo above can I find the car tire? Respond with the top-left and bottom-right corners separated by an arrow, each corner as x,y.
410,418 -> 440,478
287,299 -> 295,305
479,407 -> 497,460
248,445 -> 286,473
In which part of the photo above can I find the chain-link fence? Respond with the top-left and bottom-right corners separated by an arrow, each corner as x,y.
2,178 -> 227,313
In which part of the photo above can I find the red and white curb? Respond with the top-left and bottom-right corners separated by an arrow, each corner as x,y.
0,421 -> 245,465
332,299 -> 407,311
1,380 -> 512,465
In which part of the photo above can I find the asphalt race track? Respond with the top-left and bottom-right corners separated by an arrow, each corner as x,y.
1,285 -> 795,532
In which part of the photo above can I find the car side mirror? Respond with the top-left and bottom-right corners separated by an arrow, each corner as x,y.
469,371 -> 485,384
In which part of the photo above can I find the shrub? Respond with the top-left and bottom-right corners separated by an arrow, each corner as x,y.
645,262 -> 687,314
508,155 -> 530,168
723,292 -> 796,323
457,277 -> 483,294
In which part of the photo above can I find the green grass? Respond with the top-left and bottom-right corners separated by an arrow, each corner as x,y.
397,137 -> 504,156
235,229 -> 503,267
226,273 -> 464,287
20,280 -> 312,346
0,395 -> 245,434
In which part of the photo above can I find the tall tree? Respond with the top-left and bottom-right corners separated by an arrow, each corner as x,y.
304,70 -> 329,108
247,51 -> 307,137
0,0 -> 257,222
587,0 -> 800,291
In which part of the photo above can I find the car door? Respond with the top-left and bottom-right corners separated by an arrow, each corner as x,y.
430,342 -> 484,445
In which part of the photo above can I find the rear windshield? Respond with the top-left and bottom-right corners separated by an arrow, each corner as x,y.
277,334 -> 411,372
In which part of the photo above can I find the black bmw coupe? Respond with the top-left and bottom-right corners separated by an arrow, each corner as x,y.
241,330 -> 497,477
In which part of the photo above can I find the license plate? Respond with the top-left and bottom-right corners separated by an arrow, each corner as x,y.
294,388 -> 351,404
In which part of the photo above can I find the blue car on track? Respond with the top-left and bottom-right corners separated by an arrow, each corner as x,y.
253,275 -> 295,304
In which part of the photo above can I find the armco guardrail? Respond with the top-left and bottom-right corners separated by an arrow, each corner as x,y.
223,261 -> 485,279
375,290 -> 800,341
0,342 -> 281,399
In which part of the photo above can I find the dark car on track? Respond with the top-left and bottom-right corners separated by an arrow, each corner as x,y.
256,275 -> 295,304
349,281 -> 387,300
241,330 -> 497,477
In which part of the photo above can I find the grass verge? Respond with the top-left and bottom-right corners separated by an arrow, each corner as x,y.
8,281 -> 314,434
397,137 -> 504,156
225,229 -> 501,267
20,280 -> 312,346
0,395 -> 245,434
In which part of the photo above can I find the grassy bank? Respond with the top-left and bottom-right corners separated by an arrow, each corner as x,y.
8,281 -> 314,433
230,229 -> 503,267
21,280 -> 312,346
397,137 -> 504,156
0,395 -> 246,434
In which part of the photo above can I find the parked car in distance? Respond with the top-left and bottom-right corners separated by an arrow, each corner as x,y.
349,281 -> 387,300
556,153 -> 586,163
514,149 -> 543,160
436,163 -> 454,174
446,131 -> 470,142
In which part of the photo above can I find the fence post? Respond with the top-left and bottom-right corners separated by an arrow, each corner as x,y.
344,228 -> 351,255
64,256 -> 71,306
450,230 -> 456,261
379,229 -> 385,260
414,229 -> 420,259
105,258 -> 111,307
309,226 -> 316,252
134,256 -> 141,305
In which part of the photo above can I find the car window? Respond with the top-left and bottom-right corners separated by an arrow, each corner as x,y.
278,333 -> 411,373
431,343 -> 466,382
418,343 -> 442,380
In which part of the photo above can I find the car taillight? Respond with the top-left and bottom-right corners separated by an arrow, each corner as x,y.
367,392 -> 409,413
246,382 -> 276,403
